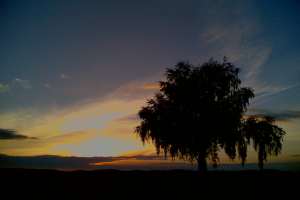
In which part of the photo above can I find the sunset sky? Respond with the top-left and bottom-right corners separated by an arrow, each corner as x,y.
1,0 -> 300,168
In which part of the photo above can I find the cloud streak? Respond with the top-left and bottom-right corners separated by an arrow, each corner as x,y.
251,83 -> 300,106
248,109 -> 300,122
13,78 -> 32,89
0,129 -> 37,140
197,0 -> 278,102
60,73 -> 70,79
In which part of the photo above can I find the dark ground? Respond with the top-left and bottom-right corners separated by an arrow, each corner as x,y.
1,168 -> 299,198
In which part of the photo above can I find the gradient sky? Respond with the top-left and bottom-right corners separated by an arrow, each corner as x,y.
1,0 -> 300,165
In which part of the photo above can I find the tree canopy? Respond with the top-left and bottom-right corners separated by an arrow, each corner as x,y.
136,58 -> 286,172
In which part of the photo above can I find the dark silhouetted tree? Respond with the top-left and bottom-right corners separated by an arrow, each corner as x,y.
243,116 -> 286,170
135,58 -> 255,172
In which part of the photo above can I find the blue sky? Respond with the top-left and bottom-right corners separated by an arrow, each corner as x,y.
0,0 -> 300,163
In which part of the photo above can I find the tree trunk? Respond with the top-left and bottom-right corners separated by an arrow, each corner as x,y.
258,149 -> 264,171
197,154 -> 207,173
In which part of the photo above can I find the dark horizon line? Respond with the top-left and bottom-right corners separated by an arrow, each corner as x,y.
1,153 -> 299,164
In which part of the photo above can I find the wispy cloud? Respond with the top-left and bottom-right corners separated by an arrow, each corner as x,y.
141,82 -> 160,90
60,73 -> 70,79
248,109 -> 300,122
201,10 -> 296,106
60,112 -> 124,133
243,47 -> 273,83
106,80 -> 160,101
116,114 -> 139,123
13,78 -> 32,89
44,83 -> 51,89
200,24 -> 272,87
251,83 -> 300,106
197,0 -> 291,105
253,84 -> 296,97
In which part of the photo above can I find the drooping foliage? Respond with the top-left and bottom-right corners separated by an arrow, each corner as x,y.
243,115 -> 286,170
136,58 -> 255,171
136,58 -> 286,171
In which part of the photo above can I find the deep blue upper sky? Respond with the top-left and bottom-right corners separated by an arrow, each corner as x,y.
1,0 -> 300,112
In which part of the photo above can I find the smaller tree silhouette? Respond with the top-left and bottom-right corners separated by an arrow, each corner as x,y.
243,116 -> 286,170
